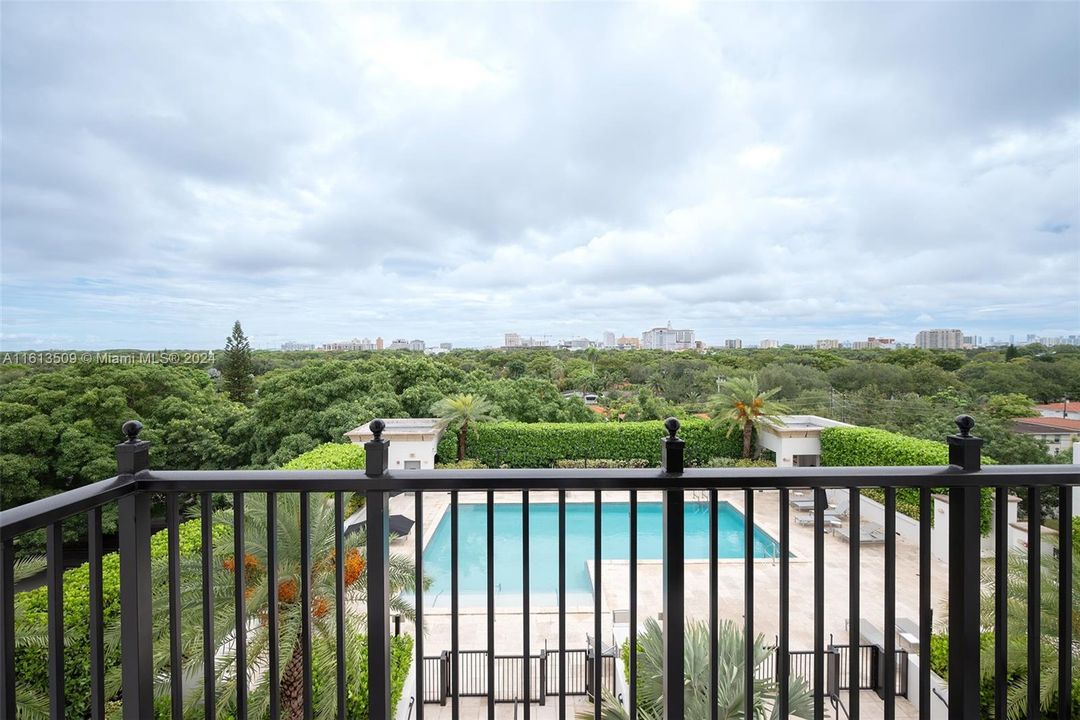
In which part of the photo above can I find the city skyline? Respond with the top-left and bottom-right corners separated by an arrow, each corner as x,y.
2,3 -> 1077,350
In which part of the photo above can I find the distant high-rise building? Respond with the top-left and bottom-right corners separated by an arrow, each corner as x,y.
440,342 -> 453,350
815,339 -> 840,350
915,329 -> 964,350
642,323 -> 695,351
388,338 -> 410,350
617,335 -> 641,349
851,337 -> 896,350
724,339 -> 742,349
409,339 -> 425,352
504,332 -> 522,348
375,337 -> 384,351
602,331 -> 617,348
281,341 -> 315,351
760,339 -> 779,349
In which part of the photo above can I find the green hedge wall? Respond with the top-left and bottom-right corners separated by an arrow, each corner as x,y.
281,442 -> 365,470
820,426 -> 996,533
436,419 -> 742,468
16,517 -> 219,718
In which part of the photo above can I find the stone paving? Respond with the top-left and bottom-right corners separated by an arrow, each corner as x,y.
389,489 -> 943,719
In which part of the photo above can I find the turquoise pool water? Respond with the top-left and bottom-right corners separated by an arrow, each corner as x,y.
420,501 -> 779,607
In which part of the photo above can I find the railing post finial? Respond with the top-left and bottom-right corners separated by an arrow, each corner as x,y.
365,418 -> 389,477
661,417 -> 684,474
116,420 -> 150,476
947,414 -> 982,471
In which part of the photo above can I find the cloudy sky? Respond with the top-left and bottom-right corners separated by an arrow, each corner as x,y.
2,2 -> 1077,350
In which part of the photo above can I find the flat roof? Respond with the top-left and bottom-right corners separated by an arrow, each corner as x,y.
760,415 -> 854,434
344,418 -> 445,439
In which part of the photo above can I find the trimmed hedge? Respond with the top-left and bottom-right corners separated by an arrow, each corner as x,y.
820,426 -> 996,533
16,517 -> 219,718
282,441 -> 365,470
436,419 -> 742,468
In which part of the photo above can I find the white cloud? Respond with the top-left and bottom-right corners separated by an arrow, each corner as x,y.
1,2 -> 1077,349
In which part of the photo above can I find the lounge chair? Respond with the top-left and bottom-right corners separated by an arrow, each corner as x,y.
790,498 -> 817,510
795,514 -> 842,528
835,522 -> 886,545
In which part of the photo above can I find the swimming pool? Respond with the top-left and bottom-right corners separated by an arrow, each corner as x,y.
420,501 -> 780,607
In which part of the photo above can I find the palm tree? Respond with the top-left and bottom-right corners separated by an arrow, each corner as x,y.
130,493 -> 419,720
433,393 -> 496,461
977,540 -> 1079,718
711,375 -> 790,459
583,617 -> 813,719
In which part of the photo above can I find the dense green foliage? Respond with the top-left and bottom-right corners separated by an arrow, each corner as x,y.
281,442 -> 365,470
820,426 -> 996,532
435,419 -> 742,467
15,518 -> 219,718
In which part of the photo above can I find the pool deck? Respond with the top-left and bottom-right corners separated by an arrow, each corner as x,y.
391,489 -> 942,718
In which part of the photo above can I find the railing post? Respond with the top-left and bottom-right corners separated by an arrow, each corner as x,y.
660,418 -> 684,719
116,421 -> 153,720
365,420 -> 392,720
946,415 -> 982,720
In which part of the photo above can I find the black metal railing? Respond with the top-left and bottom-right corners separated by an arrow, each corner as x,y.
0,416 -> 1076,720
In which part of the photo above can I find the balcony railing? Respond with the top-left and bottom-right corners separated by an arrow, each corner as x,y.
0,416 -> 1075,720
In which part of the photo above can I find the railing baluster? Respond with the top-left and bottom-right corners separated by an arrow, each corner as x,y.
117,425 -> 152,720
778,488 -> 790,718
300,491 -> 313,720
0,538 -> 15,719
201,492 -> 216,720
814,488 -> 825,720
266,493 -> 280,720
451,491 -> 460,719
47,521 -> 64,720
88,507 -> 105,720
365,487 -> 391,719
523,490 -> 531,716
167,494 -> 183,720
849,487 -> 860,719
884,487 -> 896,720
1027,486 -> 1040,720
334,491 -> 346,720
1059,485 -> 1073,715
919,487 -> 931,719
744,488 -> 754,720
593,489 -> 602,720
994,486 -> 1007,720
416,491 -> 425,720
558,490 -> 567,720
709,488 -> 718,720
629,490 -> 637,720
233,493 -> 247,720
487,490 -> 495,719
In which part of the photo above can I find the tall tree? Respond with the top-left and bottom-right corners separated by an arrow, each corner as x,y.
433,393 -> 496,461
223,320 -> 256,404
712,375 -> 790,458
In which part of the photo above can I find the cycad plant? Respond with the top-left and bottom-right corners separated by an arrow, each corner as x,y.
711,376 -> 790,459
585,617 -> 813,719
433,394 -> 497,461
978,540 -> 1080,718
131,493 -> 419,719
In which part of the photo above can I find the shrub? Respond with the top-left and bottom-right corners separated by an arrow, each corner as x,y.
312,633 -> 413,719
553,458 -> 651,468
436,419 -> 741,468
16,518 -> 219,718
281,441 -> 365,470
820,426 -> 996,533
435,459 -> 489,470
704,457 -> 777,468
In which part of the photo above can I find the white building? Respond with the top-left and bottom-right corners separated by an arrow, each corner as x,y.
724,339 -> 742,349
281,341 -> 315,351
504,332 -> 522,348
602,331 -> 617,348
760,339 -> 779,349
344,419 -> 446,470
387,338 -> 410,350
756,415 -> 855,467
915,329 -> 964,350
409,339 -> 425,352
642,323 -> 695,351
1035,401 -> 1080,420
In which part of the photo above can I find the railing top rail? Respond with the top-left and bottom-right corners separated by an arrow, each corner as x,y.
137,463 -> 1079,493
3,463 -> 1076,540
0,475 -> 134,541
